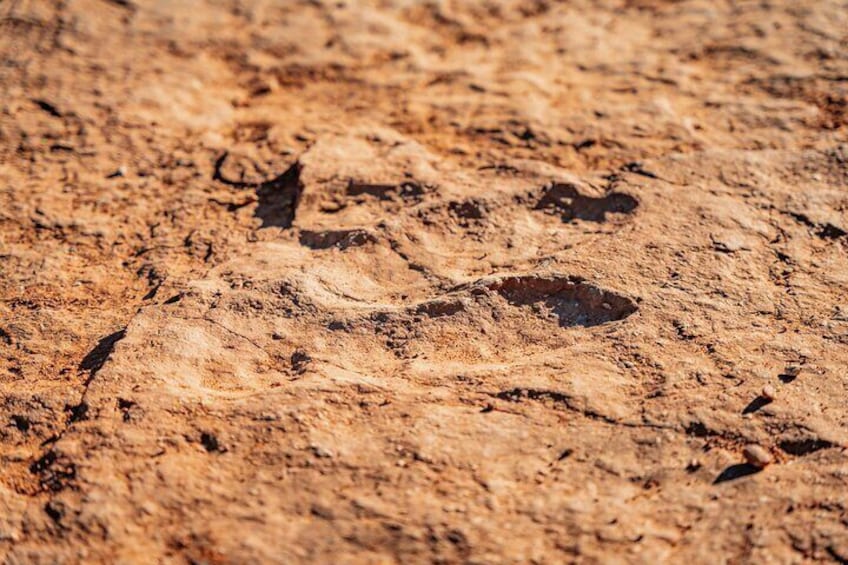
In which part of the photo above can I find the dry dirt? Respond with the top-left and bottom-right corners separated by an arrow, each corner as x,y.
1,0 -> 848,563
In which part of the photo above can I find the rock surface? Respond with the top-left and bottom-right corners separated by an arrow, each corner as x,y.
1,0 -> 847,563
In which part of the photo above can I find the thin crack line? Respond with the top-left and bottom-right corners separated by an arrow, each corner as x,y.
175,315 -> 267,352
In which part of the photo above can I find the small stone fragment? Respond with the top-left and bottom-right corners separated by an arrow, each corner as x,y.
761,385 -> 777,401
743,444 -> 773,468
106,166 -> 126,179
310,445 -> 333,458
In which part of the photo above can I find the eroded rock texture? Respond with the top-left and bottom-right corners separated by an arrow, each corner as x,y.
1,0 -> 847,563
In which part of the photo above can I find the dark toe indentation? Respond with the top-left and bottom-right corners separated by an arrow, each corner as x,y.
482,274 -> 637,327
535,182 -> 638,223
299,229 -> 376,250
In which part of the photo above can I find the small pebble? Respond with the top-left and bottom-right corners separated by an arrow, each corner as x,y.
761,385 -> 777,401
743,444 -> 773,468
310,445 -> 333,458
105,165 -> 126,179
784,364 -> 801,377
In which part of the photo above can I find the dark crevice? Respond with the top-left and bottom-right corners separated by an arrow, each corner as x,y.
482,274 -> 638,327
213,152 -> 303,228
291,350 -> 311,374
448,198 -> 489,220
778,438 -> 836,456
255,163 -> 303,228
79,330 -> 126,376
142,282 -> 162,300
491,388 -> 669,430
556,448 -> 574,461
742,396 -> 771,414
786,211 -> 847,240
414,299 -> 466,318
44,501 -> 65,525
299,229 -> 376,250
494,388 -> 625,425
30,450 -> 76,492
826,545 -> 848,564
66,402 -> 89,423
685,421 -> 712,437
28,328 -> 127,493
495,388 -> 600,418
713,463 -> 761,484
621,161 -> 660,179
11,414 -> 30,432
347,181 -> 425,201
32,98 -> 62,118
118,398 -> 137,422
535,182 -> 638,223
201,432 -> 225,453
